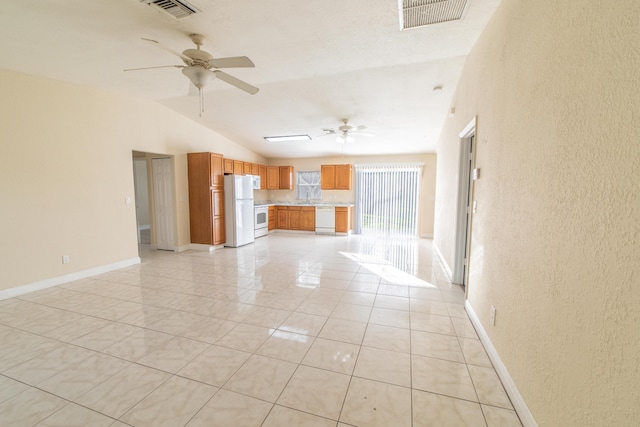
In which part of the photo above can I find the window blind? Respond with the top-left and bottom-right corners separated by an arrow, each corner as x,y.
354,163 -> 423,236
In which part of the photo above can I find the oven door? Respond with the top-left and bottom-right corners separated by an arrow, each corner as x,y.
254,207 -> 268,230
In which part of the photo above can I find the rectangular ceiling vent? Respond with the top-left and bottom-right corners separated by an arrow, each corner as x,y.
140,0 -> 199,19
400,0 -> 468,30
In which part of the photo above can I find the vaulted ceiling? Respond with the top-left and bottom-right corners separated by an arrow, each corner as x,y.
0,0 -> 501,158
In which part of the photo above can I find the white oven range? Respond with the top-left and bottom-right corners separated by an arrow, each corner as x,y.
254,205 -> 268,238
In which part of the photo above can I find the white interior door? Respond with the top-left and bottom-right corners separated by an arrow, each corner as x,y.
152,158 -> 175,251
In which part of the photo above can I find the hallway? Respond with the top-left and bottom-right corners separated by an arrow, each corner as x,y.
0,234 -> 520,426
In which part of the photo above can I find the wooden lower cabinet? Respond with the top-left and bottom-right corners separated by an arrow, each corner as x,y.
268,206 -> 276,230
275,206 -> 315,231
301,207 -> 315,231
335,206 -> 351,233
288,207 -> 301,230
276,207 -> 289,229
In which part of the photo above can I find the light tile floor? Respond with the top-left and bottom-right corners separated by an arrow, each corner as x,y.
0,234 -> 522,426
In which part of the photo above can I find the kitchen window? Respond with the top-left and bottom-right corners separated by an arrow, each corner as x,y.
296,171 -> 322,201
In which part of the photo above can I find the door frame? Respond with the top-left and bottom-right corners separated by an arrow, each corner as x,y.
452,117 -> 476,286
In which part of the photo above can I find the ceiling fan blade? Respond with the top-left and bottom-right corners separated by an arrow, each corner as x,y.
209,56 -> 255,69
141,38 -> 192,64
213,70 -> 259,95
350,125 -> 367,132
124,65 -> 183,71
352,131 -> 375,137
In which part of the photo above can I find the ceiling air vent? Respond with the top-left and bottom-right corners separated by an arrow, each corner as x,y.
140,0 -> 199,19
400,0 -> 468,30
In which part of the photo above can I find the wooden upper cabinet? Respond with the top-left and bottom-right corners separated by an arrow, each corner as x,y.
210,154 -> 224,188
321,165 -> 336,190
233,160 -> 244,175
259,165 -> 267,190
321,164 -> 352,190
223,158 -> 234,174
251,163 -> 260,175
266,166 -> 280,189
279,166 -> 294,190
335,164 -> 352,190
243,162 -> 252,175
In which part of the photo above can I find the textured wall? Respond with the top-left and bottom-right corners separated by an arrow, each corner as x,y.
434,0 -> 640,425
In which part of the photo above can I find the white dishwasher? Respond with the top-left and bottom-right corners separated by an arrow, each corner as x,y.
315,206 -> 336,235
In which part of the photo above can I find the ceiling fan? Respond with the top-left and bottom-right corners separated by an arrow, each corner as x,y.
320,119 -> 374,143
125,33 -> 258,115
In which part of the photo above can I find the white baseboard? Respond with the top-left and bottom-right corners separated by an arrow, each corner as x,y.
420,233 -> 434,239
465,301 -> 538,427
0,257 -> 141,301
433,242 -> 453,281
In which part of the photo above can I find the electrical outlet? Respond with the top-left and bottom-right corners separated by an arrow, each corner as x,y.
490,305 -> 496,325
62,255 -> 70,264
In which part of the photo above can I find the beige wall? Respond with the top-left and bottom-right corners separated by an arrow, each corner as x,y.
266,154 -> 437,237
0,69 -> 265,290
434,0 -> 640,425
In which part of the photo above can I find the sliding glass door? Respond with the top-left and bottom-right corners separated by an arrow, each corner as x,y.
354,163 -> 422,236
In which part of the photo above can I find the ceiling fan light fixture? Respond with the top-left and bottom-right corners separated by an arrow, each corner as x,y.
181,65 -> 210,88
337,134 -> 354,144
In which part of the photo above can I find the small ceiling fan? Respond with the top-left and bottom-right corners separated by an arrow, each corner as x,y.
320,119 -> 374,143
125,33 -> 258,115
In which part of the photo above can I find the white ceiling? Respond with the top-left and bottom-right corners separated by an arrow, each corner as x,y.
0,0 -> 501,159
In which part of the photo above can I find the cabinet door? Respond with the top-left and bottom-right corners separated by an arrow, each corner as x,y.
266,166 -> 280,189
288,207 -> 301,230
223,158 -> 234,174
321,165 -> 336,190
210,154 -> 224,188
243,162 -> 252,175
212,189 -> 225,244
268,206 -> 276,230
335,165 -> 352,190
301,207 -> 315,231
276,207 -> 289,229
233,160 -> 244,175
259,165 -> 267,190
335,207 -> 349,233
251,163 -> 259,175
279,166 -> 293,190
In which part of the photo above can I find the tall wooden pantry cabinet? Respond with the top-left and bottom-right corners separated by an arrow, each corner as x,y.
187,152 -> 225,246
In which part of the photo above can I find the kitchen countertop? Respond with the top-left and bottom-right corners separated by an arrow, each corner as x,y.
254,201 -> 354,207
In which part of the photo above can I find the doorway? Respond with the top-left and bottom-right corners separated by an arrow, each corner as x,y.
132,158 -> 151,244
131,152 -> 177,251
453,118 -> 476,286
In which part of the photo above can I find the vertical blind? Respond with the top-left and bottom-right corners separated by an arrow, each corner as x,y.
354,163 -> 423,236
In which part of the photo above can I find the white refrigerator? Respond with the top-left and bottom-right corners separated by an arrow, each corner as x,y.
224,175 -> 255,247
